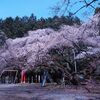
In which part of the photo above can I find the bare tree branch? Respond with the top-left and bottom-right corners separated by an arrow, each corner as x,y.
53,0 -> 99,16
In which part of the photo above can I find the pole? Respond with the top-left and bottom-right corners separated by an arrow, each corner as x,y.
73,49 -> 77,73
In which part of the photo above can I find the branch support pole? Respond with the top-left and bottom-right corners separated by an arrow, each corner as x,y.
73,49 -> 77,73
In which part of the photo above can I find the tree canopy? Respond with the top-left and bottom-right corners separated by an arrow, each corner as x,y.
0,14 -> 81,38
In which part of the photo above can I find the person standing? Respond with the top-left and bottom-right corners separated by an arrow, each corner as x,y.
21,67 -> 27,83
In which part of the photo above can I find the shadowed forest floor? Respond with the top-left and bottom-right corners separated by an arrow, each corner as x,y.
0,83 -> 100,100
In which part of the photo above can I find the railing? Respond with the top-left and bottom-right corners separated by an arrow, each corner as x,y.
0,70 -> 18,84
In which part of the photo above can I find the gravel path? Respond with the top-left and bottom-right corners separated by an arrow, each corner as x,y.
0,83 -> 100,100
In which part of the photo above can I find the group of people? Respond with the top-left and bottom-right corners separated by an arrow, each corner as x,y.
20,68 -> 52,87
0,67 -> 65,87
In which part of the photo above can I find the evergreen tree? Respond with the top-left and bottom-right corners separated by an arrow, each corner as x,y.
0,13 -> 81,38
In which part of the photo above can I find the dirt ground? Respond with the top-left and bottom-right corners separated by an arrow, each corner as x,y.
0,83 -> 100,100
